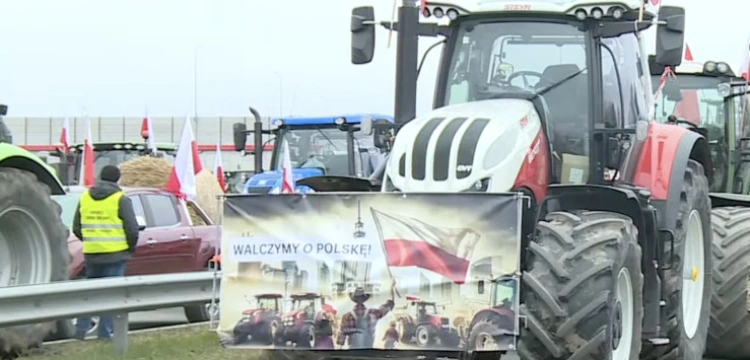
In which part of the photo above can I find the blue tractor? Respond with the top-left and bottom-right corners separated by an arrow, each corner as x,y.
233,108 -> 395,194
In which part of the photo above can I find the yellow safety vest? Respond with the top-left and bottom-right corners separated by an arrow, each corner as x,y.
80,190 -> 129,254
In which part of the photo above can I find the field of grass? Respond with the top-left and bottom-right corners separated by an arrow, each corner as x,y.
18,326 -> 264,360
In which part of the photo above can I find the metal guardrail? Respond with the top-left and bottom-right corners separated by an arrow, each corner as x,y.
0,271 -> 221,355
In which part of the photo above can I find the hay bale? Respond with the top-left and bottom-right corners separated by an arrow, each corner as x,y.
118,156 -> 223,224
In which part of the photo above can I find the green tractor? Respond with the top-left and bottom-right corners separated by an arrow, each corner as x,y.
50,141 -> 177,186
0,104 -> 70,356
651,59 -> 750,358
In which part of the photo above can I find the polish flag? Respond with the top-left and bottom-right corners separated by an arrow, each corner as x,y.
140,111 -> 158,155
674,45 -> 701,125
79,118 -> 96,187
191,121 -> 203,174
741,34 -> 750,81
685,44 -> 694,62
281,140 -> 295,194
214,142 -> 228,193
60,116 -> 70,153
371,209 -> 481,284
166,117 -> 197,200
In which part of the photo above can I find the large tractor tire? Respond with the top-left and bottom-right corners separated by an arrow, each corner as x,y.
642,160 -> 711,360
517,211 -> 644,360
705,207 -> 750,358
0,167 -> 70,357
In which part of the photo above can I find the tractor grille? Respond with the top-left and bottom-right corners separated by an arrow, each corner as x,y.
247,186 -> 273,194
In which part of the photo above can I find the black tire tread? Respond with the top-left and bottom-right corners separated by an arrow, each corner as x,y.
705,206 -> 750,358
517,210 -> 643,360
642,160 -> 711,360
0,167 -> 70,357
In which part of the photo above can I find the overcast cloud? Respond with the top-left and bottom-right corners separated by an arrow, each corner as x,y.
0,0 -> 747,117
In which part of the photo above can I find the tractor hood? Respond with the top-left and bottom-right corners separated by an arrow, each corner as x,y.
244,168 -> 324,194
283,309 -> 304,318
385,99 -> 542,193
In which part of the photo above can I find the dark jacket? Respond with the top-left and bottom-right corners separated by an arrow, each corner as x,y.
72,181 -> 139,265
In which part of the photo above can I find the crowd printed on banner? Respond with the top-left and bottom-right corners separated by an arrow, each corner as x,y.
227,237 -> 374,262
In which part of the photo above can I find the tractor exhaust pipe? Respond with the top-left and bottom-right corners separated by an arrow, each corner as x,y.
393,0 -> 420,129
248,107 -> 264,174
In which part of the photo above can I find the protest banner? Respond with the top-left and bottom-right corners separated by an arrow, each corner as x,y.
217,193 -> 522,353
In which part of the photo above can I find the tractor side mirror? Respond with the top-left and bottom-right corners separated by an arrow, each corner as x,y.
135,216 -> 147,231
233,123 -> 248,152
351,6 -> 376,65
477,280 -> 485,294
655,6 -> 685,67
360,116 -> 374,135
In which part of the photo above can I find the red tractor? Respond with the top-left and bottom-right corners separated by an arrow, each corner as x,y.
396,295 -> 461,348
342,1 -> 739,359
232,293 -> 283,345
466,276 -> 517,351
275,292 -> 337,348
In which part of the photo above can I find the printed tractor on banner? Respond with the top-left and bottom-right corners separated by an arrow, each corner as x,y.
232,293 -> 283,345
466,276 -> 518,351
274,293 -> 337,349
395,296 -> 461,348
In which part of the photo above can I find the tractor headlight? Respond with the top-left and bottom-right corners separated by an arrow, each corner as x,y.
717,62 -> 730,73
718,83 -> 732,98
272,119 -> 284,127
462,178 -> 490,192
704,61 -> 718,73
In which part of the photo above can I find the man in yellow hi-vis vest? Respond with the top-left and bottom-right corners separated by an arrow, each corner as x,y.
71,165 -> 139,340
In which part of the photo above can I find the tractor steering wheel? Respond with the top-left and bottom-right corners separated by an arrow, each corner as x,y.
507,71 -> 544,89
673,119 -> 698,129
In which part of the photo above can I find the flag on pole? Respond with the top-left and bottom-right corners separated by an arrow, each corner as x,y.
79,118 -> 96,188
166,116 -> 198,200
214,142 -> 228,193
140,111 -> 158,155
685,44 -> 694,61
653,66 -> 676,104
281,140 -> 295,194
741,34 -> 750,81
60,116 -> 70,153
371,209 -> 480,284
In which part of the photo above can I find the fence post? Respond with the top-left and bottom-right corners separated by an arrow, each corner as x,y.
113,312 -> 129,355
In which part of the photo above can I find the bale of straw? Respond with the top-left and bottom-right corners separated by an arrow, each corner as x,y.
118,156 -> 223,225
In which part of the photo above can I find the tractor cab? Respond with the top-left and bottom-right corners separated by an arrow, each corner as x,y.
287,293 -> 324,319
405,296 -> 442,319
50,141 -> 177,186
240,293 -> 283,320
650,60 -> 749,193
238,114 -> 395,194
351,0 -> 685,203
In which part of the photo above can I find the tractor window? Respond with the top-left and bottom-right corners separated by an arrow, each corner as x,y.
602,34 -> 648,128
600,41 -> 623,128
257,297 -> 278,310
417,303 -> 438,315
653,75 -> 724,128
443,21 -> 590,158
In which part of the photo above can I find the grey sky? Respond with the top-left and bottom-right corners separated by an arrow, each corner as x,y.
0,0 -> 747,117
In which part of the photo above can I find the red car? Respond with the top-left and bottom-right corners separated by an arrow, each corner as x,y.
50,185 -> 220,339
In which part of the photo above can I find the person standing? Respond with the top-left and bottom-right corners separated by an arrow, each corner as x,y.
72,165 -> 140,340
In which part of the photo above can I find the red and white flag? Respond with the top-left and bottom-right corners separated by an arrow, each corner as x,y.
371,209 -> 480,284
140,111 -> 158,155
674,45 -> 701,125
166,116 -> 198,200
60,116 -> 70,153
741,34 -> 750,81
214,142 -> 228,193
79,118 -> 96,187
281,140 -> 295,194
684,44 -> 694,62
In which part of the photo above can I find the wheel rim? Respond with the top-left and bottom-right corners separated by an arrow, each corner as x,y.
206,302 -> 220,320
612,268 -> 634,360
417,328 -> 428,345
0,207 -> 52,286
476,333 -> 497,350
308,326 -> 315,347
73,316 -> 100,337
682,209 -> 705,339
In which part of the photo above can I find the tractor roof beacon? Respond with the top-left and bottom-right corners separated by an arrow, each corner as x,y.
351,1 -> 716,360
651,60 -> 750,359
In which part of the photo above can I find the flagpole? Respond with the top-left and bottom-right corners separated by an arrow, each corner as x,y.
369,206 -> 401,298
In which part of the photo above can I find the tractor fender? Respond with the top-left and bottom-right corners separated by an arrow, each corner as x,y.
632,126 -> 710,229
0,144 -> 65,195
709,193 -> 750,208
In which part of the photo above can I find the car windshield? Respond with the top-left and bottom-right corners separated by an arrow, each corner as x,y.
444,21 -> 588,108
653,75 -> 724,127
51,193 -> 81,228
274,127 -> 379,177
